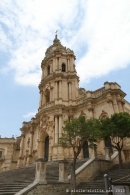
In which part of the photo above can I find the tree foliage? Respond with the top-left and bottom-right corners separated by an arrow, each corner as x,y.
98,112 -> 130,169
59,115 -> 99,190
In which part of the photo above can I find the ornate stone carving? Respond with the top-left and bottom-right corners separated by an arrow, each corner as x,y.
27,138 -> 30,148
99,110 -> 108,119
45,35 -> 74,59
116,94 -> 122,102
78,88 -> 86,96
87,102 -> 93,111
80,110 -> 86,116
107,94 -> 113,103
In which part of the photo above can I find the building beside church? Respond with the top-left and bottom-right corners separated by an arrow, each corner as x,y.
0,35 -> 130,171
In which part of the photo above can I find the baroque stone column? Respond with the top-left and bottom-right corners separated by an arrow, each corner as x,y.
107,94 -> 114,115
56,58 -> 58,70
37,128 -> 45,160
59,114 -> 62,138
27,127 -> 34,165
55,115 -> 59,144
17,133 -> 25,167
68,82 -> 72,100
67,59 -> 70,72
117,95 -> 123,112
59,57 -> 61,71
42,91 -> 46,106
55,81 -> 58,100
29,129 -> 33,156
38,140 -> 45,159
39,89 -> 42,108
19,134 -> 24,158
121,100 -> 125,112
59,80 -> 62,99
113,95 -> 119,113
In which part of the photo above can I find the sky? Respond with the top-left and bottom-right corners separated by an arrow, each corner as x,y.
0,0 -> 130,138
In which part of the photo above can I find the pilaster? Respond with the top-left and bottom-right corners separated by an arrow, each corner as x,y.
37,136 -> 45,159
55,115 -> 59,144
107,94 -> 114,115
116,95 -> 123,112
113,95 -> 119,113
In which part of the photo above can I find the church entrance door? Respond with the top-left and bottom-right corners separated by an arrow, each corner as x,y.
44,136 -> 49,161
83,141 -> 89,158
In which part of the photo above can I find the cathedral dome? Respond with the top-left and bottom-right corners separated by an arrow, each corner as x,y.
45,35 -> 74,58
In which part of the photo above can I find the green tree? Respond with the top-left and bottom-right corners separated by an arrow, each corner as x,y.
59,116 -> 99,190
99,112 -> 130,169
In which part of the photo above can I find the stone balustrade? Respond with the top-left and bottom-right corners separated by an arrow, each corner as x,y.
35,160 -> 69,184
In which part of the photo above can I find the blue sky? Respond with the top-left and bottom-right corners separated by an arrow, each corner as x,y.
0,0 -> 130,138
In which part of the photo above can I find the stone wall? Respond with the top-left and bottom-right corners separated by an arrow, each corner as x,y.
0,137 -> 15,171
25,183 -> 70,195
76,159 -> 112,183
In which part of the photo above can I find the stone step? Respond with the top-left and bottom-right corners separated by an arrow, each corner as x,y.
0,193 -> 16,195
0,159 -> 89,194
77,161 -> 130,191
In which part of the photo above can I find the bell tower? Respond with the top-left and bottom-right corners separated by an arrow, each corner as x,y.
38,35 -> 79,110
37,35 -> 80,160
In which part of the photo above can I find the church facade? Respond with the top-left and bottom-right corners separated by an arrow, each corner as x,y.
0,36 -> 130,171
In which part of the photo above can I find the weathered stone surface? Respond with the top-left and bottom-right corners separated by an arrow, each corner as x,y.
25,183 -> 70,195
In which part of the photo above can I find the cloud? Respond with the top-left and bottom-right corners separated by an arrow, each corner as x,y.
0,0 -> 130,86
0,0 -> 87,85
23,111 -> 37,118
76,0 -> 130,84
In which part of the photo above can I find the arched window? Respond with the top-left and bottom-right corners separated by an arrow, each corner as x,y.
62,64 -> 66,72
46,89 -> 50,103
48,66 -> 50,75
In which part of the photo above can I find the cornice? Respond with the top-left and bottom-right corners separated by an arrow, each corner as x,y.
40,72 -> 79,87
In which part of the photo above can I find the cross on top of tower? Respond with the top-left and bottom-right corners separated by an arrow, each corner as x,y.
55,30 -> 58,35
55,30 -> 58,39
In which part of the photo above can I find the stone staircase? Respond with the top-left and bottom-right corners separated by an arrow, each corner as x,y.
0,160 -> 130,195
0,158 -> 88,194
0,163 -> 35,195
77,162 -> 130,192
